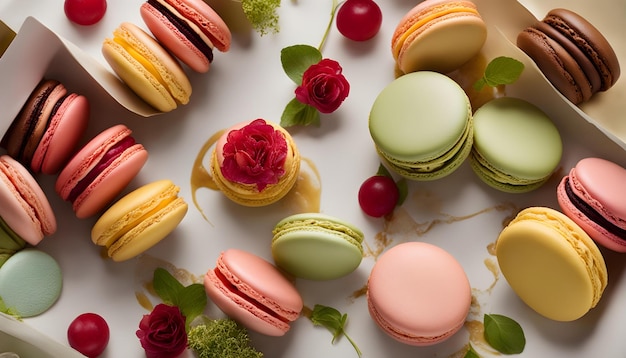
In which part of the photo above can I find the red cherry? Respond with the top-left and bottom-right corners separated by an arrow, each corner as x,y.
64,0 -> 107,26
67,313 -> 110,357
336,0 -> 383,41
358,175 -> 399,217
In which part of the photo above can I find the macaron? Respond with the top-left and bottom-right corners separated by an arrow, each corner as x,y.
140,0 -> 231,73
204,249 -> 303,336
557,157 -> 626,253
470,97 -> 562,193
210,119 -> 301,206
496,207 -> 608,321
0,155 -> 56,246
391,0 -> 487,74
271,213 -> 364,281
91,179 -> 188,262
367,242 -> 471,346
55,124 -> 149,219
0,248 -> 63,317
1,79 -> 89,175
369,71 -> 473,180
517,9 -> 620,104
102,22 -> 192,112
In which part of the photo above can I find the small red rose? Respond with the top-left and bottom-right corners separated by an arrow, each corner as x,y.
136,304 -> 187,358
295,58 -> 350,114
221,119 -> 288,191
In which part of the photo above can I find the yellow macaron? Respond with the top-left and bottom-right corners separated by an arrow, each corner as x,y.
496,207 -> 607,321
91,179 -> 188,262
102,22 -> 192,112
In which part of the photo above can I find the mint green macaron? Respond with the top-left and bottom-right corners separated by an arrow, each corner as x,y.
0,248 -> 62,317
271,213 -> 364,281
470,97 -> 563,193
369,71 -> 473,181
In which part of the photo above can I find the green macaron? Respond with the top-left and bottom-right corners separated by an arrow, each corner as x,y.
368,71 -> 473,181
271,213 -> 364,281
470,97 -> 562,193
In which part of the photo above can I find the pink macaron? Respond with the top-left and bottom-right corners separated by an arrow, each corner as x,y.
140,0 -> 231,73
557,157 -> 626,252
55,124 -> 148,219
1,79 -> 89,175
0,155 -> 56,245
204,249 -> 303,336
367,242 -> 471,346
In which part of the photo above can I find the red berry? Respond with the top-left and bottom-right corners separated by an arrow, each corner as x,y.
64,0 -> 107,26
336,0 -> 383,41
358,175 -> 399,217
67,313 -> 110,358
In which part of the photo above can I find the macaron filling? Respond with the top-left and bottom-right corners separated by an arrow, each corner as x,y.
67,136 -> 137,203
146,0 -> 214,62
562,177 -> 626,240
211,266 -> 292,324
113,36 -> 170,91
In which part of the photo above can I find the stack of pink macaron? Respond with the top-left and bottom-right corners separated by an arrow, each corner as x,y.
101,0 -> 232,112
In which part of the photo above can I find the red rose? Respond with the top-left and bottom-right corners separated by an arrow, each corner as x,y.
136,304 -> 187,358
295,58 -> 350,113
221,119 -> 288,191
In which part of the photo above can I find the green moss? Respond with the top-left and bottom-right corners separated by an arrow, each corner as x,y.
187,318 -> 263,358
241,0 -> 281,35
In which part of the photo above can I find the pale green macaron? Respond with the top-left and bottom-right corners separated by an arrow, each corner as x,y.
369,71 -> 473,180
271,213 -> 364,281
0,248 -> 62,317
470,97 -> 562,193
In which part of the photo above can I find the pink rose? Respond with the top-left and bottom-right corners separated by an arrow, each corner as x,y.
221,119 -> 288,191
295,58 -> 350,113
136,304 -> 187,358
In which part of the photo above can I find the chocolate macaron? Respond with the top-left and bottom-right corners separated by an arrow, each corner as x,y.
517,8 -> 620,104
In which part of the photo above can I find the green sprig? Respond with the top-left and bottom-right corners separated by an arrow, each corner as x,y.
241,0 -> 281,36
309,304 -> 362,357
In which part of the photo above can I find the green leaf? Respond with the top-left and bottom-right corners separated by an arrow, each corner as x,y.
376,163 -> 392,177
309,304 -> 362,357
280,98 -> 320,127
153,267 -> 184,306
474,56 -> 524,90
178,283 -> 208,329
396,178 -> 408,206
464,344 -> 481,358
281,44 -> 322,84
483,314 -> 526,354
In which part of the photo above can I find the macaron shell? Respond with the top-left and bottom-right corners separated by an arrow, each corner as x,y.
367,242 -> 471,345
0,155 -> 56,245
171,0 -> 231,52
0,249 -> 62,317
272,214 -> 364,280
31,93 -> 89,175
140,2 -> 212,73
204,249 -> 303,336
471,97 -> 562,191
496,207 -> 607,321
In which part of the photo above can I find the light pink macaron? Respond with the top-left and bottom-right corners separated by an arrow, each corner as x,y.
0,155 -> 56,245
141,0 -> 231,73
367,242 -> 471,346
557,157 -> 626,252
204,249 -> 303,336
55,124 -> 148,219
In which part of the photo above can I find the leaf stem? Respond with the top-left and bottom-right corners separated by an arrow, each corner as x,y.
318,0 -> 341,52
343,331 -> 363,357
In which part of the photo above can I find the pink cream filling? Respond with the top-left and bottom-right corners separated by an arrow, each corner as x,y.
68,136 -> 136,203
213,267 -> 290,323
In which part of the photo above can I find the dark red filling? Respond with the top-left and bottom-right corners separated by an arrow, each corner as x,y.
564,177 -> 626,240
147,0 -> 214,63
68,136 -> 136,203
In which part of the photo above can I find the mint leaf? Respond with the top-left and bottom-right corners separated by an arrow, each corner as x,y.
464,344 -> 480,358
484,314 -> 525,354
178,283 -> 208,329
281,98 -> 320,127
309,304 -> 362,357
474,56 -> 524,90
281,44 -> 322,84
153,267 -> 184,306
